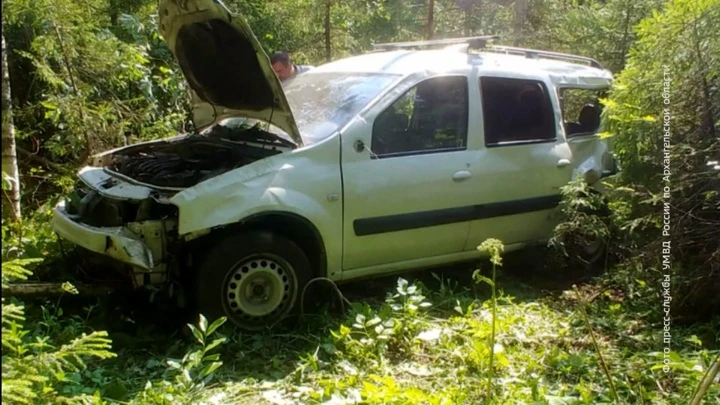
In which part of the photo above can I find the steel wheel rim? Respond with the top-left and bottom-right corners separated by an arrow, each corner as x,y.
223,254 -> 296,328
580,236 -> 605,262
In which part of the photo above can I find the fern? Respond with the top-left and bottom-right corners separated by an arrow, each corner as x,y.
1,258 -> 116,404
1,258 -> 42,288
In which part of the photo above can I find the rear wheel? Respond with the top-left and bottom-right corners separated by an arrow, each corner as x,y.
195,231 -> 311,331
576,198 -> 612,268
578,234 -> 607,266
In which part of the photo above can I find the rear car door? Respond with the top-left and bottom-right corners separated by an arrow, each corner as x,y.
464,75 -> 574,250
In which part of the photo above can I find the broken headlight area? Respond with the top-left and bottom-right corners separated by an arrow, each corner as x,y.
64,182 -> 178,228
104,122 -> 293,188
62,186 -> 182,287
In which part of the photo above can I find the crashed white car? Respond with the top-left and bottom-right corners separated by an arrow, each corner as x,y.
53,0 -> 618,330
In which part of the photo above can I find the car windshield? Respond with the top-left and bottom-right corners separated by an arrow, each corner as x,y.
283,72 -> 399,144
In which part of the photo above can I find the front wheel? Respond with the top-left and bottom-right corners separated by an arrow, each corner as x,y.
195,231 -> 311,331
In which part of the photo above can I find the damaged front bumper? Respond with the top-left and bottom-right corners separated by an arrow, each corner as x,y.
53,201 -> 174,286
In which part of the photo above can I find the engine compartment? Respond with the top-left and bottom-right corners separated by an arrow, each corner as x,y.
107,121 -> 293,188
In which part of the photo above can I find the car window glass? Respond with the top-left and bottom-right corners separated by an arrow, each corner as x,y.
559,88 -> 606,137
371,76 -> 468,157
479,77 -> 555,145
283,73 -> 399,145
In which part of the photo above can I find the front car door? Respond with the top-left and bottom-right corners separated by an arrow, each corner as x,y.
340,74 -> 479,273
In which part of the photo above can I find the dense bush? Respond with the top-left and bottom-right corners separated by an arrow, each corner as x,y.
603,0 -> 720,321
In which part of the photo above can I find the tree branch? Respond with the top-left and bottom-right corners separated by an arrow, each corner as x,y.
16,146 -> 68,172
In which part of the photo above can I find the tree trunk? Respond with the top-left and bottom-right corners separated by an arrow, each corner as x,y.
1,27 -> 21,221
618,1 -> 632,70
3,282 -> 123,297
513,0 -> 526,46
427,0 -> 435,40
464,7 -> 471,37
324,0 -> 331,62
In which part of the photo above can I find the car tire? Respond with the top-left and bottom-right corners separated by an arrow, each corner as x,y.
195,230 -> 312,331
577,234 -> 607,266
577,198 -> 611,268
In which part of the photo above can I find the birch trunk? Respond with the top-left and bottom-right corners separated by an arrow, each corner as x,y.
1,26 -> 21,221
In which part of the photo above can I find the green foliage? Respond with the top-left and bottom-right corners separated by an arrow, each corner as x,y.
523,0 -> 663,72
0,257 -> 40,288
3,0 -> 189,213
474,238 -> 504,404
283,274 -> 717,404
135,315 -> 227,404
1,258 -> 116,405
549,178 -> 611,263
2,203 -> 64,263
6,0 -> 182,157
601,0 -> 720,319
329,278 -> 433,369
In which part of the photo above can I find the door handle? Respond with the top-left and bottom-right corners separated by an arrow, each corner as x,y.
353,139 -> 365,153
557,159 -> 571,168
452,171 -> 472,181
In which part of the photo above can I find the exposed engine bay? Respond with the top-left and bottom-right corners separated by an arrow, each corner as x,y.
104,120 -> 294,188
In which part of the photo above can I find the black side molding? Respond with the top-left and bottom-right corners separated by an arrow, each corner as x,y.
353,195 -> 562,236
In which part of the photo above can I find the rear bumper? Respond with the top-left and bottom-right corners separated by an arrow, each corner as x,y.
53,201 -> 155,270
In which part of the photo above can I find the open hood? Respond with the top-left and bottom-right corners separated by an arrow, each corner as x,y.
158,0 -> 302,146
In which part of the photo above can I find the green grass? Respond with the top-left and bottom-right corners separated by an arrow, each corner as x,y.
21,258 -> 717,405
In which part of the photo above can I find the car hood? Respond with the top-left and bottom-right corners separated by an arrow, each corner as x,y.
158,0 -> 302,146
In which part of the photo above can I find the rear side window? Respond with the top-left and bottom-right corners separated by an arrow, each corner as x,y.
479,77 -> 556,145
559,88 -> 606,137
371,76 -> 468,157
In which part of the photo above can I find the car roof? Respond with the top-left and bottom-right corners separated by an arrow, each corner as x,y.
310,47 -> 613,89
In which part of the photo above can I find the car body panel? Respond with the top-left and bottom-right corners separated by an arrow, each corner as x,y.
77,167 -> 158,201
463,69 -> 574,249
54,202 -> 156,270
339,70 -> 475,270
311,49 -> 612,86
167,134 -> 345,277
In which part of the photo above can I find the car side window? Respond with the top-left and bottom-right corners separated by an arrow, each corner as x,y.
479,77 -> 556,146
371,76 -> 468,157
559,88 -> 606,137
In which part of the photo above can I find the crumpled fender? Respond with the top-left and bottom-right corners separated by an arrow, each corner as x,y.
167,136 -> 343,273
568,135 -> 616,192
171,178 -> 335,237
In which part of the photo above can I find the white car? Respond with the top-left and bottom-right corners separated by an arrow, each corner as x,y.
53,0 -> 618,330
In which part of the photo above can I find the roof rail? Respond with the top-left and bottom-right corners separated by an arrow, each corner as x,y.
482,45 -> 605,69
372,35 -> 500,51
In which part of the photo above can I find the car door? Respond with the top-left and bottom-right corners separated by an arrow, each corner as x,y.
340,74 -> 478,271
463,75 -> 574,250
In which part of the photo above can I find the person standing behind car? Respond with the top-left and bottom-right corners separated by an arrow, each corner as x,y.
270,51 -> 314,83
